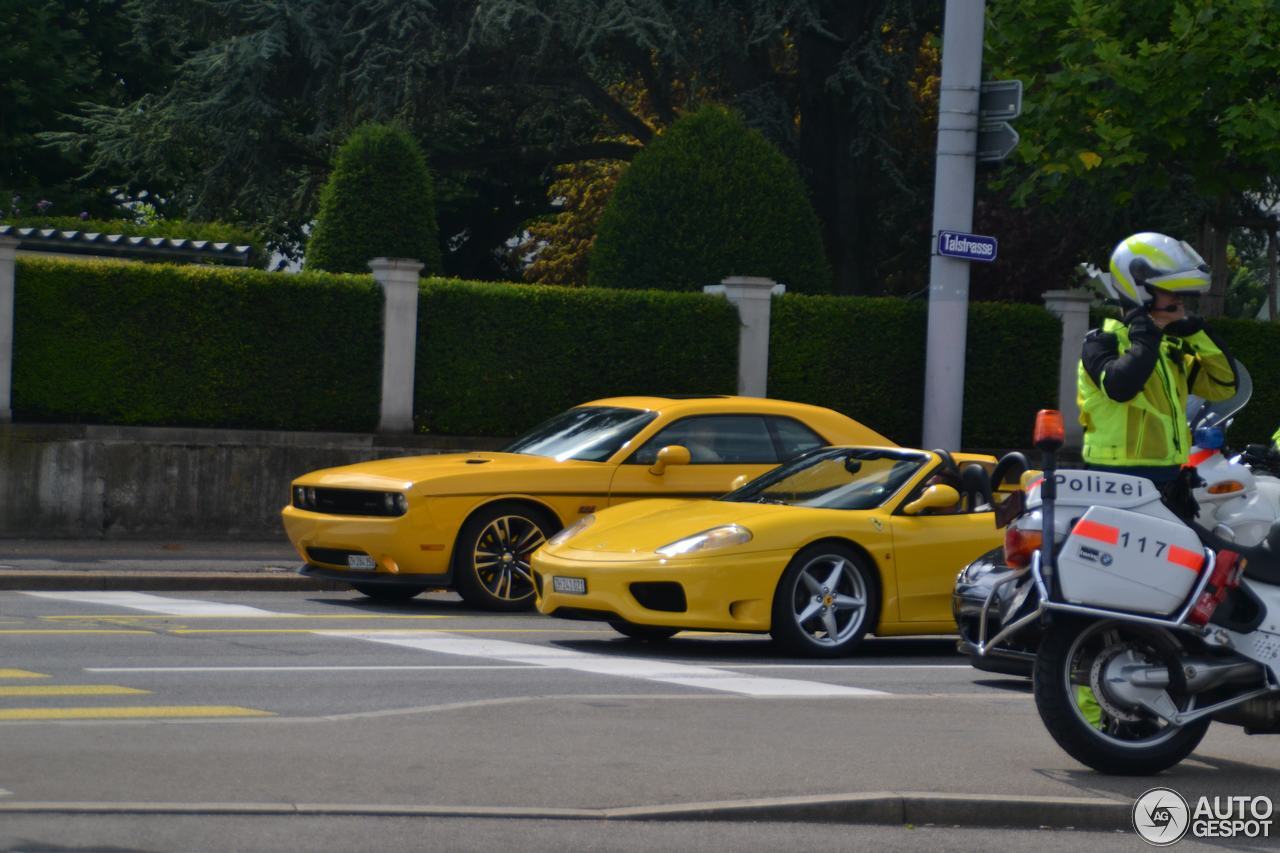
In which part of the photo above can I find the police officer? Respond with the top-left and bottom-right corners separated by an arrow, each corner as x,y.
1078,232 -> 1238,486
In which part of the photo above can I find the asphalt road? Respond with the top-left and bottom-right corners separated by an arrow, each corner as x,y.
1,588 -> 1276,851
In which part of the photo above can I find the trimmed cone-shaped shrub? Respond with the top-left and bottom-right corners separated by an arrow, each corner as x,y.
306,124 -> 441,274
589,105 -> 831,294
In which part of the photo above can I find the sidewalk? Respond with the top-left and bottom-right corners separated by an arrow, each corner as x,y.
0,539 -> 346,591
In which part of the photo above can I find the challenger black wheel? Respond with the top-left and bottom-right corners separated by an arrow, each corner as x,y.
770,543 -> 879,657
453,502 -> 556,611
1033,618 -> 1208,775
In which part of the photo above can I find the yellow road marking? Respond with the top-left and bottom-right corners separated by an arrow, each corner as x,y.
0,685 -> 150,697
0,625 -> 153,630
0,669 -> 50,679
41,614 -> 453,621
0,705 -> 274,721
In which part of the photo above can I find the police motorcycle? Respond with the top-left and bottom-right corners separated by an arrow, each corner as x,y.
954,362 -> 1280,677
979,410 -> 1280,774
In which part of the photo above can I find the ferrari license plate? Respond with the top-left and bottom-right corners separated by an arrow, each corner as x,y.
347,554 -> 376,570
552,576 -> 587,595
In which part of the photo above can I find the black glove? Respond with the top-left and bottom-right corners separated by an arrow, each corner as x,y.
1161,314 -> 1205,336
1123,309 -> 1161,345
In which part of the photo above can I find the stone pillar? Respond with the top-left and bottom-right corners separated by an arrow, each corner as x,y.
703,276 -> 785,397
1043,289 -> 1094,449
0,236 -> 19,423
370,257 -> 424,433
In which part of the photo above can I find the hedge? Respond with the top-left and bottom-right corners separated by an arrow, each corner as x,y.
4,216 -> 268,268
12,258 -> 382,430
415,279 -> 740,434
12,256 -> 1278,448
770,295 -> 1062,450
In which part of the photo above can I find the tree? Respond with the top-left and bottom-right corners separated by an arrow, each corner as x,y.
305,124 -> 440,274
986,0 -> 1280,315
589,105 -> 831,293
1,0 -> 171,217
64,0 -> 940,291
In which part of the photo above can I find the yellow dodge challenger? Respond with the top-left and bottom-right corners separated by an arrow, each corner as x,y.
533,446 -> 1005,655
282,396 -> 891,610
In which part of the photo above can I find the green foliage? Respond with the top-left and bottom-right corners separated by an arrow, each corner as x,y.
770,295 -> 1059,449
4,216 -> 268,268
1192,319 -> 1280,444
589,106 -> 831,294
415,279 -> 739,434
0,0 -> 163,218
12,257 -> 381,429
988,0 -> 1280,206
306,124 -> 441,274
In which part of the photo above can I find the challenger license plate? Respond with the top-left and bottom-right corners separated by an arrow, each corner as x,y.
347,555 -> 376,570
552,576 -> 587,595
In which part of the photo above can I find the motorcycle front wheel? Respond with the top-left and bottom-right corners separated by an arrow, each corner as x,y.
1033,617 -> 1209,775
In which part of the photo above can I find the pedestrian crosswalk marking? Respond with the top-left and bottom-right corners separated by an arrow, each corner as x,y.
0,685 -> 150,697
0,670 -> 49,679
320,632 -> 889,698
21,592 -> 280,617
0,706 -> 273,721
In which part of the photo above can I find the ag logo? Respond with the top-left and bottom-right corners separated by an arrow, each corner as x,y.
1133,787 -> 1190,845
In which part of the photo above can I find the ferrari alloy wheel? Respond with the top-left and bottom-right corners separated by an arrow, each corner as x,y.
454,502 -> 556,611
770,543 -> 879,657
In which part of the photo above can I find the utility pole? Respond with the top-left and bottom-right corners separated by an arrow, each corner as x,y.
922,0 -> 986,450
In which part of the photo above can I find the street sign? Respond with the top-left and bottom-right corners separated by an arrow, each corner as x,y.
979,80 -> 1023,122
977,122 -> 1020,163
937,230 -> 998,263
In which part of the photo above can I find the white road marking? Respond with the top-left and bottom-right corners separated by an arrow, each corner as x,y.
724,664 -> 970,670
21,591 -> 284,617
86,666 -> 539,673
319,632 -> 889,697
24,593 -> 895,697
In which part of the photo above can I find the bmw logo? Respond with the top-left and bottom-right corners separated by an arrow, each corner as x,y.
1100,553 -> 1113,567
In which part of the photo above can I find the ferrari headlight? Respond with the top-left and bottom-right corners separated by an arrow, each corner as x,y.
549,514 -> 595,547
656,525 -> 752,557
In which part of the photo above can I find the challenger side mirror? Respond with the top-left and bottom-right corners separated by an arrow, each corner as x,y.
903,484 -> 960,516
649,445 -> 691,477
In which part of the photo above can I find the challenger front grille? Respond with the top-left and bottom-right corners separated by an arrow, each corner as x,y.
293,487 -> 407,517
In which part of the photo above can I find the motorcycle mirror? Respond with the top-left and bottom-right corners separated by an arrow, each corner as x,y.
1189,359 -> 1251,433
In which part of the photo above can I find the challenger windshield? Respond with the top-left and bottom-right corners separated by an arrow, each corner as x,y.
502,406 -> 656,462
722,447 -> 929,510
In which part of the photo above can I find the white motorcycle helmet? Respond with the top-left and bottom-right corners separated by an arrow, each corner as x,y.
1104,232 -> 1212,309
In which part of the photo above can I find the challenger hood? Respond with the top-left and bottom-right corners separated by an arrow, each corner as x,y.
291,451 -> 609,494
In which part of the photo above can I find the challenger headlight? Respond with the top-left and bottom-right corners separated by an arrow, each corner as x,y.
548,514 -> 595,547
656,525 -> 752,557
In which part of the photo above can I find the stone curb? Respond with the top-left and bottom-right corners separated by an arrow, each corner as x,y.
0,572 -> 347,592
0,793 -> 1133,830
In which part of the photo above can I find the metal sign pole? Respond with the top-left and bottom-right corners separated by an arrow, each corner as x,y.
923,0 -> 986,450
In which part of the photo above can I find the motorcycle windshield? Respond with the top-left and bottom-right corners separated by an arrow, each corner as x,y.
1187,358 -> 1250,434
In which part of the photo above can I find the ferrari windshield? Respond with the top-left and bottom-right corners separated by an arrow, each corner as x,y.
502,406 -> 657,462
722,447 -> 929,510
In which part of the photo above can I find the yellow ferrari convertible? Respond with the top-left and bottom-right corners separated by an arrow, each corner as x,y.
533,446 -> 1005,655
282,396 -> 890,610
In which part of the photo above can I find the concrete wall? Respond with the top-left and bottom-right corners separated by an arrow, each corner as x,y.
0,424 -> 507,541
